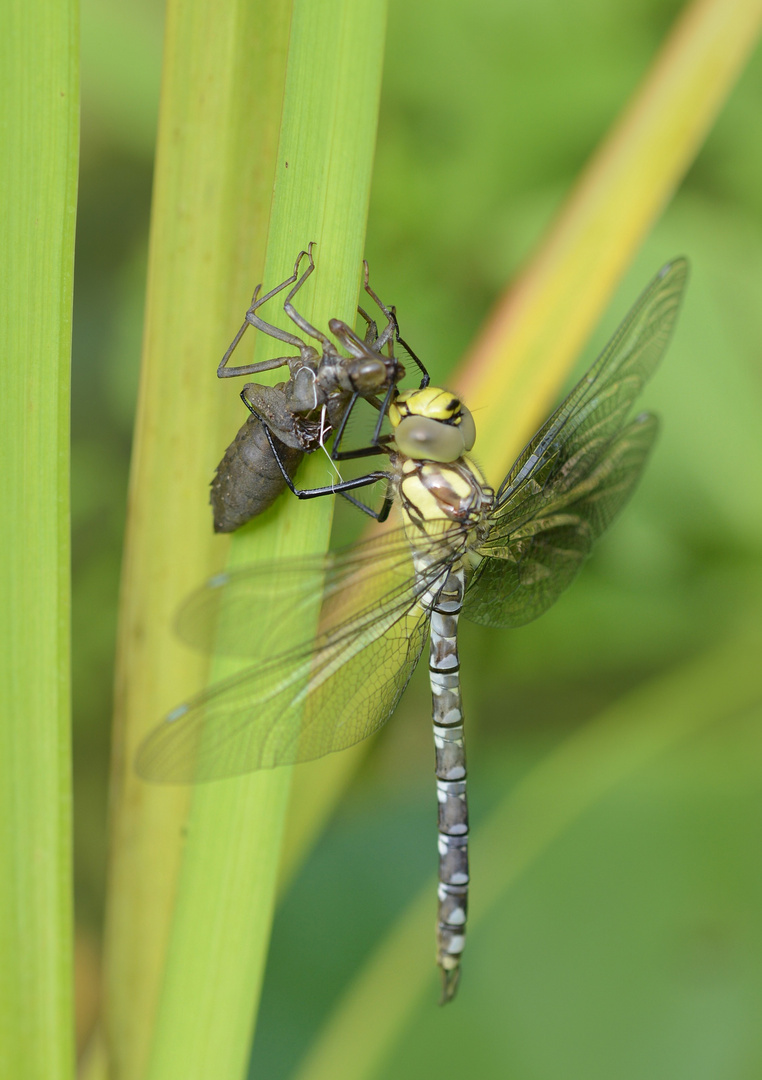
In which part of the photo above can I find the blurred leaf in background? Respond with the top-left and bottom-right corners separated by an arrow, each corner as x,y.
74,0 -> 762,1073
73,0 -> 159,942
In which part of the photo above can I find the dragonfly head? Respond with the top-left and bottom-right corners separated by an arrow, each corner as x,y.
389,386 -> 476,463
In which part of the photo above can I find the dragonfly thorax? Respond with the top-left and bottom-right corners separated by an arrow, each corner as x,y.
398,457 -> 493,538
320,349 -> 400,397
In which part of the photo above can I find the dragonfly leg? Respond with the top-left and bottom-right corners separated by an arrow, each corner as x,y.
217,246 -> 319,377
329,387 -> 394,464
376,483 -> 395,522
247,244 -> 317,348
328,284 -> 414,462
332,436 -> 392,463
217,333 -> 305,380
356,305 -> 378,347
362,263 -> 429,387
283,246 -> 335,352
243,395 -> 391,503
338,475 -> 395,521
392,319 -> 429,388
361,260 -> 397,352
329,390 -> 360,457
370,380 -> 398,450
329,379 -> 400,464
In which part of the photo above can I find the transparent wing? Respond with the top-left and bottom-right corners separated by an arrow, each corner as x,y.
466,413 -> 659,627
176,526 -> 422,658
136,527 -> 460,782
492,258 -> 686,522
462,259 -> 686,631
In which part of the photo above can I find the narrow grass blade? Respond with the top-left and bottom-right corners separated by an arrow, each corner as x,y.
0,0 -> 79,1077
144,0 -> 388,1073
101,0 -> 388,1076
294,618 -> 762,1080
102,1 -> 293,1076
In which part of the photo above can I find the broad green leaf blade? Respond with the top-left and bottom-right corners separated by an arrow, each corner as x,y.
0,0 -> 79,1077
145,0 -> 389,1064
102,1 -> 293,1077
102,0 -> 389,1077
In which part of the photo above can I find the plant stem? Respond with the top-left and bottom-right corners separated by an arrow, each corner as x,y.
0,0 -> 79,1076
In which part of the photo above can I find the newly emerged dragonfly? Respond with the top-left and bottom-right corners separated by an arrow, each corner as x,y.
211,245 -> 428,530
139,259 -> 688,1002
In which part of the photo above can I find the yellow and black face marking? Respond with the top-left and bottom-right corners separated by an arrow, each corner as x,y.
389,386 -> 476,463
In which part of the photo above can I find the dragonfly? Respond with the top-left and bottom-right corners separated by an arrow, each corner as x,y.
212,244 -> 428,530
138,258 -> 688,1002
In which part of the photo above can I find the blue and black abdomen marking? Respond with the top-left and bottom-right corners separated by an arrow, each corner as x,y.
428,566 -> 469,1003
403,449 -> 492,1003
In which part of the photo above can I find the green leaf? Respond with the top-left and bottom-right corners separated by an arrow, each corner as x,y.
102,0 -> 294,1074
102,0 -> 389,1077
0,0 -> 79,1077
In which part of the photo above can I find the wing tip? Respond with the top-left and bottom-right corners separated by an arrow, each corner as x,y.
632,410 -> 659,428
134,718 -> 198,785
658,256 -> 689,285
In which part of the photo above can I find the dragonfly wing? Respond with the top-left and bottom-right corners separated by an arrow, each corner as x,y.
176,526 -> 422,658
495,258 -> 686,512
464,413 -> 659,627
137,599 -> 429,782
135,530 -> 460,781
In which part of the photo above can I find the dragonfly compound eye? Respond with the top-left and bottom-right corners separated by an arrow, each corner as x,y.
458,405 -> 476,451
394,415 -> 467,462
390,386 -> 477,461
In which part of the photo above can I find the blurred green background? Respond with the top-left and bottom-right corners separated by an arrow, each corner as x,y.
75,0 -> 762,1075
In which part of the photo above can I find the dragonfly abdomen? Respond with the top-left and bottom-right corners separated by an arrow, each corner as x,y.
428,564 -> 469,1004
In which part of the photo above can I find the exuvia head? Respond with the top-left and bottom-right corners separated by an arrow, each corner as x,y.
346,355 -> 398,394
389,387 -> 476,463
